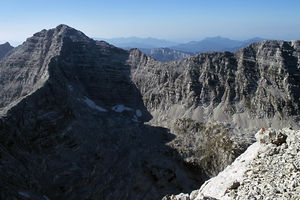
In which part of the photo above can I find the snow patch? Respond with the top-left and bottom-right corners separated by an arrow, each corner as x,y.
82,97 -> 107,112
68,85 -> 73,91
18,191 -> 30,198
136,109 -> 142,117
112,104 -> 133,112
43,195 -> 51,200
132,115 -> 140,122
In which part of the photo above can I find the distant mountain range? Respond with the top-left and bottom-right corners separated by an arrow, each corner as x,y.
97,36 -> 266,61
139,48 -> 194,62
95,36 -> 178,49
171,36 -> 265,53
98,36 -> 266,53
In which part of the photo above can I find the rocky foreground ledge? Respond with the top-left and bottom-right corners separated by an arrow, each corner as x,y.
163,128 -> 300,200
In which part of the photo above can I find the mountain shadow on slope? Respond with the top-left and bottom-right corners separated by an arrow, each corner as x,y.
0,25 -> 207,200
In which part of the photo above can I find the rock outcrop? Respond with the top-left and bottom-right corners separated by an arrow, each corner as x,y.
163,128 -> 300,200
0,25 -> 299,199
0,42 -> 13,60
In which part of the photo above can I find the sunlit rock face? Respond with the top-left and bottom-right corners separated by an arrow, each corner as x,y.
129,39 -> 300,177
164,128 -> 300,200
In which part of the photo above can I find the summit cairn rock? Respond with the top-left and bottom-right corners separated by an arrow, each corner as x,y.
255,128 -> 287,146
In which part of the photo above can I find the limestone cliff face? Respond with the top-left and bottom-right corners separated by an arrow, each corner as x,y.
129,41 -> 300,175
164,128 -> 300,200
128,40 -> 299,176
129,40 -> 300,131
0,25 -> 299,199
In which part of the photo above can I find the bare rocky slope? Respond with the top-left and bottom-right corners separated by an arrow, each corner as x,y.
0,25 -> 299,199
163,128 -> 300,200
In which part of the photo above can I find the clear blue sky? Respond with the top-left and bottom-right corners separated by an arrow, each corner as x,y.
1,0 -> 300,45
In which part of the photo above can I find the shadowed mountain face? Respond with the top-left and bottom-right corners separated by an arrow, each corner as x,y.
0,25 -> 204,200
0,42 -> 14,60
0,25 -> 299,200
0,25 -> 206,200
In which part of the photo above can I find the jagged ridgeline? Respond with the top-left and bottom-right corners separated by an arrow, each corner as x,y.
0,25 -> 299,200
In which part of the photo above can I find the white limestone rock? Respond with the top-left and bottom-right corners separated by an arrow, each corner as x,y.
166,128 -> 300,200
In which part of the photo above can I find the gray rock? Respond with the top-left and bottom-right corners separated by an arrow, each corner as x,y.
255,129 -> 287,145
171,128 -> 300,200
129,41 -> 300,132
0,25 -> 202,200
128,38 -> 300,177
0,42 -> 13,60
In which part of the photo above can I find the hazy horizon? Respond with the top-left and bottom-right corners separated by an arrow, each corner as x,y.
1,0 -> 300,46
1,35 -> 271,48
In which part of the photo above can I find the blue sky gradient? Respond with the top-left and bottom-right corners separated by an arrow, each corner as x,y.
1,0 -> 300,45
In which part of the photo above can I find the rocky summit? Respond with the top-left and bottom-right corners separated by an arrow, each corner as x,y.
0,42 -> 14,60
0,25 -> 299,200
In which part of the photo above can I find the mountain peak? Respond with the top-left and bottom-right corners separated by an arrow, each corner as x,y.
29,24 -> 92,45
53,24 -> 92,42
0,41 -> 14,60
0,25 -> 95,115
0,42 -> 13,48
55,24 -> 71,29
3,42 -> 12,46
